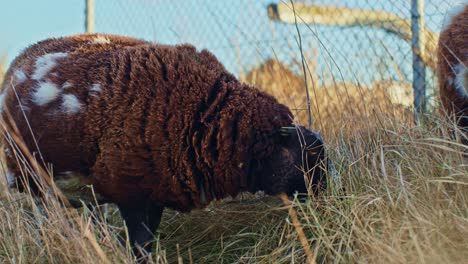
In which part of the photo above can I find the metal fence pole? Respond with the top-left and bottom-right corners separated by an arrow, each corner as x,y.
411,0 -> 426,123
85,0 -> 95,33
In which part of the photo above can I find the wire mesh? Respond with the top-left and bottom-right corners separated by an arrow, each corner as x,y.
92,0 -> 461,123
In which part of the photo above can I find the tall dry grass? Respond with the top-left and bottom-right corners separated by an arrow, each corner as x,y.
0,54 -> 6,85
243,58 -> 414,132
0,51 -> 467,264
1,105 -> 466,263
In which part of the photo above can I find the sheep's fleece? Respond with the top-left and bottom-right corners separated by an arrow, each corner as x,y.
437,4 -> 468,142
1,34 -> 327,254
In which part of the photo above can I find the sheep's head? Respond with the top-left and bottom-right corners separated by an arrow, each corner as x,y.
255,125 -> 327,197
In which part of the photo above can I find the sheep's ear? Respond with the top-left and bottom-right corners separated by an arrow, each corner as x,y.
278,125 -> 296,137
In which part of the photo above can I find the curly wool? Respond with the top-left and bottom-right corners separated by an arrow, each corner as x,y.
1,34 -> 293,211
438,5 -> 468,132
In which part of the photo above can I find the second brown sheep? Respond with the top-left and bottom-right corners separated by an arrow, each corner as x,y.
438,4 -> 468,144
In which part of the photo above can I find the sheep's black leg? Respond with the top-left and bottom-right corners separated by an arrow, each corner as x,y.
118,203 -> 164,257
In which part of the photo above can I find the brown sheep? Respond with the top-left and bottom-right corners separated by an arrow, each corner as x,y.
0,34 -> 327,256
438,4 -> 468,143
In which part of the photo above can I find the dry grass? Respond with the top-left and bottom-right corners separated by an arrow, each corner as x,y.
243,58 -> 414,130
0,54 -> 6,85
0,55 -> 467,264
1,107 -> 466,264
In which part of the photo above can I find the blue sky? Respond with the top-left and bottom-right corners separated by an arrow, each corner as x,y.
0,0 -> 461,86
0,0 -> 84,60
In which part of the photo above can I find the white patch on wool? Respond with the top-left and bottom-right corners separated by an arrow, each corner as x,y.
0,91 -> 7,113
62,82 -> 73,89
453,63 -> 468,97
441,2 -> 467,31
92,35 -> 111,44
89,84 -> 102,97
62,94 -> 82,114
32,81 -> 61,106
90,83 -> 102,92
447,76 -> 454,86
4,147 -> 12,158
32,52 -> 68,80
13,69 -> 27,84
5,169 -> 16,187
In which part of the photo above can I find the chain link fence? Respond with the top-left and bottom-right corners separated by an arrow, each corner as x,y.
91,0 -> 459,124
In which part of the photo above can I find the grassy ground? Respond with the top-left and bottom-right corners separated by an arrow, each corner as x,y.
0,58 -> 467,263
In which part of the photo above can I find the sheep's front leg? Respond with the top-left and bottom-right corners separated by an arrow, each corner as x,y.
118,203 -> 164,256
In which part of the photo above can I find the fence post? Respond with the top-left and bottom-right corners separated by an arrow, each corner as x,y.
411,0 -> 426,123
85,0 -> 95,33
